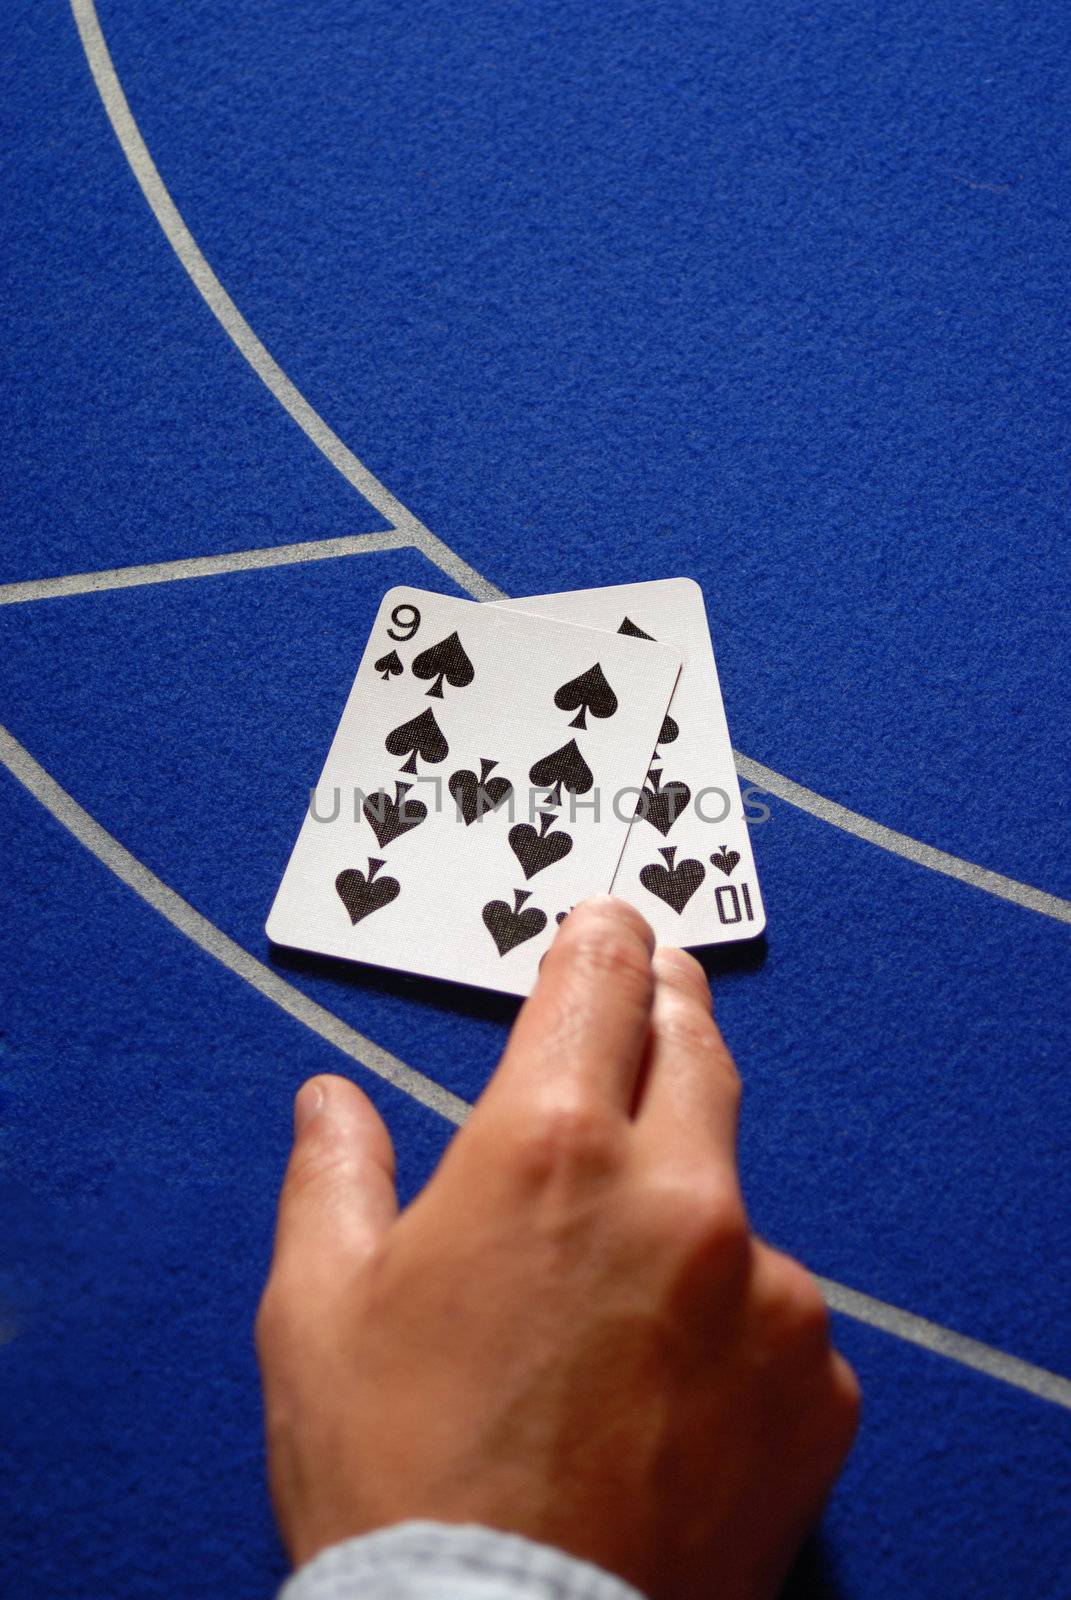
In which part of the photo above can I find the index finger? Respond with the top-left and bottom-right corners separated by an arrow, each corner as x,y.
478,897 -> 656,1117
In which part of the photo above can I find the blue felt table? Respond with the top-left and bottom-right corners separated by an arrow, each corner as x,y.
2,2 -> 1069,1597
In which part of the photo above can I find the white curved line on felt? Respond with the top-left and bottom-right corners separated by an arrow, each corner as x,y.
68,0 -> 495,606
3,718 -> 1071,1411
0,723 -> 469,1127
68,0 -> 1070,927
0,531 -> 411,605
734,753 -> 1070,924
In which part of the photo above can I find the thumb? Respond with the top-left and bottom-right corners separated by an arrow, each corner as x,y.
270,1074 -> 398,1295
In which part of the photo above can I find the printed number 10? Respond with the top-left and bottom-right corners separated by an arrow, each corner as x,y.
716,883 -> 755,926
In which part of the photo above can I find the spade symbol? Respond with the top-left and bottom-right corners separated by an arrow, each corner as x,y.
384,707 -> 449,774
555,906 -> 574,926
508,812 -> 574,879
335,858 -> 401,925
639,768 -> 691,837
638,847 -> 705,914
362,781 -> 427,848
374,649 -> 404,682
709,845 -> 741,877
449,758 -> 514,826
412,631 -> 475,699
483,888 -> 548,956
553,663 -> 618,729
618,616 -> 656,640
657,712 -> 679,749
528,739 -> 594,806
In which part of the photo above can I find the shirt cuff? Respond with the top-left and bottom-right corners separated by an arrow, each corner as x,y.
279,1520 -> 648,1600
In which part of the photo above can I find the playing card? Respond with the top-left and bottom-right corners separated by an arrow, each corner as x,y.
266,586 -> 682,994
495,579 -> 765,947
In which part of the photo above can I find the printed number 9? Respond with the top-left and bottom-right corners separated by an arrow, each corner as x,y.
387,604 -> 421,642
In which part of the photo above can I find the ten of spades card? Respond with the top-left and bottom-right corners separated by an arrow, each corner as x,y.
496,579 -> 766,947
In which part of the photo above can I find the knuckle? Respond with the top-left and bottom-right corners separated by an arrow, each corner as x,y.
649,1171 -> 751,1272
653,947 -> 712,1005
651,994 -> 741,1099
513,1095 -> 623,1182
762,1249 -> 832,1349
655,1004 -> 726,1068
654,999 -> 707,1048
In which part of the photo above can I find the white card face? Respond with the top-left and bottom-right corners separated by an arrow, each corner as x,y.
266,587 -> 682,995
495,579 -> 766,948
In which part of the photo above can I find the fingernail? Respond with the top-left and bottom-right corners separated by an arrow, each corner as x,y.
293,1079 -> 325,1135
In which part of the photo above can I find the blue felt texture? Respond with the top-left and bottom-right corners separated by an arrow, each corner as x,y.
3,0 -> 1070,1595
0,3 -> 388,587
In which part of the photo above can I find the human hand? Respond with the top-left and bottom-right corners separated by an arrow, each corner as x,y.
256,898 -> 859,1600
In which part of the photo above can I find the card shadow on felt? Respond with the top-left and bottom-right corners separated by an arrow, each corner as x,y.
268,943 -> 523,1030
694,932 -> 768,981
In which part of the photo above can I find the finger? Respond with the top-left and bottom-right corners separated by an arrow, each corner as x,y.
635,947 -> 742,1164
480,897 -> 656,1116
269,1074 -> 398,1295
